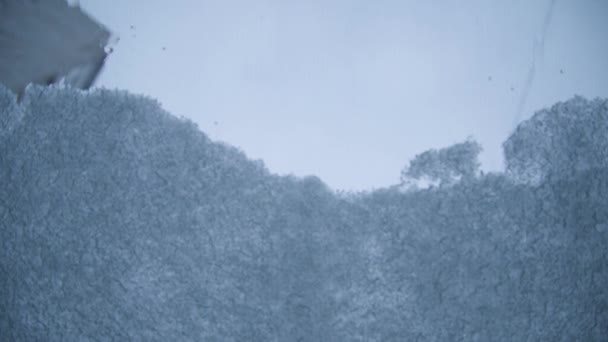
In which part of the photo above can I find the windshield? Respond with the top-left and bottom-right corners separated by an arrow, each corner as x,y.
79,0 -> 608,190
1,1 -> 607,341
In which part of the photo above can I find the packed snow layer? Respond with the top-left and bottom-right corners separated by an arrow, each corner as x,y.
1,85 -> 607,341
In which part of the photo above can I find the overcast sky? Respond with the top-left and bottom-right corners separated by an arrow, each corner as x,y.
80,0 -> 608,191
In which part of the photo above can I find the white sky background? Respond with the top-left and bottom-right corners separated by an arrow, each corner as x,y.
79,0 -> 608,191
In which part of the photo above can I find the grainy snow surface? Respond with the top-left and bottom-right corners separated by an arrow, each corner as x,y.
1,86 -> 607,341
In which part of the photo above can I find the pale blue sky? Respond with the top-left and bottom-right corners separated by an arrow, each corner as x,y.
80,0 -> 608,190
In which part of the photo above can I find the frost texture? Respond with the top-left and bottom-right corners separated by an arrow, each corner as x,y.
400,138 -> 482,188
1,86 -> 607,341
504,96 -> 608,184
0,85 -> 23,142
